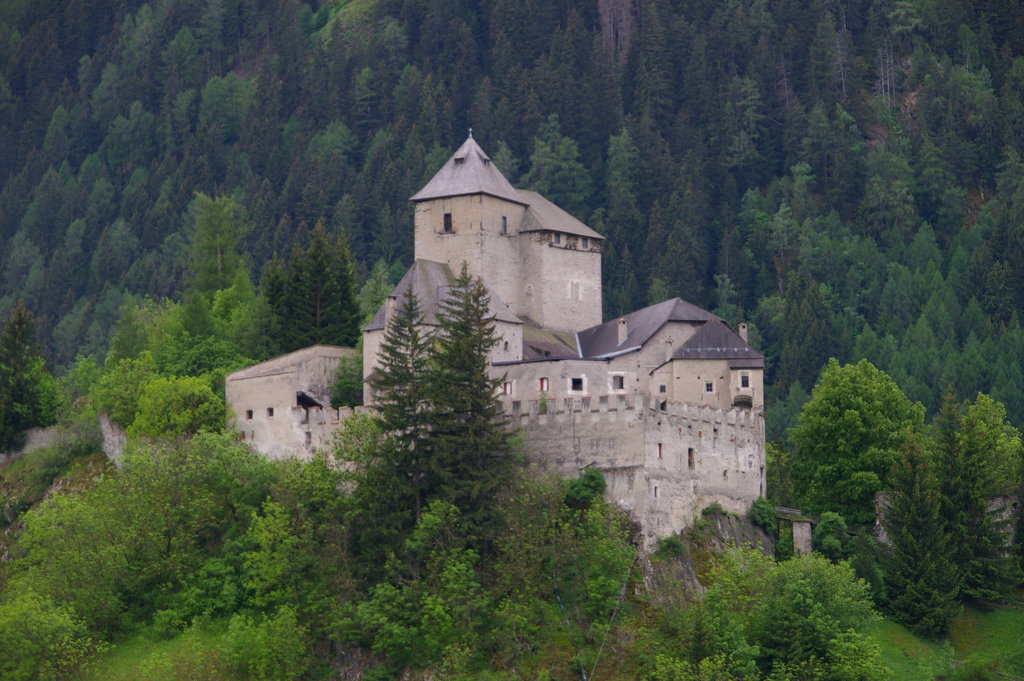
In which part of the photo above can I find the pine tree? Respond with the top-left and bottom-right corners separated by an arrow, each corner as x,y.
428,266 -> 517,543
0,301 -> 58,450
936,390 -> 1023,604
259,256 -> 288,357
370,291 -> 434,521
883,431 -> 960,636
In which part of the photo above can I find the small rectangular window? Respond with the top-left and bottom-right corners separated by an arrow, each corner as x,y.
443,213 -> 453,233
740,374 -> 750,388
501,216 -> 508,234
612,375 -> 624,390
553,232 -> 561,244
571,377 -> 584,392
688,448 -> 695,469
582,237 -> 589,249
705,382 -> 714,393
657,443 -> 663,459
659,384 -> 666,394
267,407 -> 274,417
246,409 -> 253,420
503,382 -> 513,395
539,377 -> 549,392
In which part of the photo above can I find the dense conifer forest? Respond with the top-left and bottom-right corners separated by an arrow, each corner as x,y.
2,1 -> 1024,679
4,0 -> 1024,431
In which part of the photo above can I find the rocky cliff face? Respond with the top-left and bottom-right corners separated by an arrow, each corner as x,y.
643,510 -> 773,596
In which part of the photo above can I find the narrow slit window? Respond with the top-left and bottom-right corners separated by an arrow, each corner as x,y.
657,443 -> 663,459
443,213 -> 453,233
501,216 -> 507,234
688,448 -> 695,469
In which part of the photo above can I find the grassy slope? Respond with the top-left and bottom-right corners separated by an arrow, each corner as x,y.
869,620 -> 952,681
948,605 -> 1024,676
870,605 -> 1024,681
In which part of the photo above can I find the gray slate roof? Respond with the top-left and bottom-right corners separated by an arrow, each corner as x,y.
671,318 -> 764,368
517,190 -> 604,240
521,324 -> 579,360
577,298 -> 718,359
410,135 -> 526,204
364,259 -> 523,332
226,345 -> 351,381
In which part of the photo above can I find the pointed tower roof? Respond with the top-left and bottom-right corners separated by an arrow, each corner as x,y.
410,132 -> 527,204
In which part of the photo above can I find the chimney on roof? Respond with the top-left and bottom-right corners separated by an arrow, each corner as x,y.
738,322 -> 748,342
617,317 -> 628,345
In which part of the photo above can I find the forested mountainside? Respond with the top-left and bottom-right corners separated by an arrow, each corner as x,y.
4,0 -> 1024,430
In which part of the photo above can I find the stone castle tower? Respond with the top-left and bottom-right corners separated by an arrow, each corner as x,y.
229,132 -> 768,549
360,132 -> 768,547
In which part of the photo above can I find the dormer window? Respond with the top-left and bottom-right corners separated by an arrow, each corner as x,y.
443,213 -> 453,233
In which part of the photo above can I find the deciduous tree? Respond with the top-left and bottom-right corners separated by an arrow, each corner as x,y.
790,359 -> 925,523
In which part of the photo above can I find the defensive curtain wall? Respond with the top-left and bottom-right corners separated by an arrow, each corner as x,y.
501,393 -> 765,549
242,388 -> 764,549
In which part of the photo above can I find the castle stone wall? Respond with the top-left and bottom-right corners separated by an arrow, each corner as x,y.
519,232 -> 601,331
503,394 -> 765,548
414,195 -> 528,318
226,346 -> 355,459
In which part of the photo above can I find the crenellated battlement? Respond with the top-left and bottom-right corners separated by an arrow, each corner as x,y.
501,394 -> 763,433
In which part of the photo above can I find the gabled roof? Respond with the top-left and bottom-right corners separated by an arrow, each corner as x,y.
671,318 -> 764,368
517,190 -> 604,240
577,298 -> 718,359
364,259 -> 523,332
410,134 -> 526,204
521,324 -> 579,361
226,345 -> 352,381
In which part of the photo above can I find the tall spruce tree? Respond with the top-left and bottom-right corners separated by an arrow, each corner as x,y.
429,266 -> 517,542
936,390 -> 1023,603
882,431 -> 960,636
259,256 -> 288,357
0,301 -> 58,449
370,291 -> 434,521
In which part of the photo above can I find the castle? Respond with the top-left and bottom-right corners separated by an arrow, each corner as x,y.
227,132 -> 766,546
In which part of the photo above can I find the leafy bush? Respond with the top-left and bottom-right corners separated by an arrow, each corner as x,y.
564,468 -> 606,510
127,375 -> 224,439
813,511 -> 849,561
702,502 -> 725,516
655,535 -> 685,558
749,497 -> 777,533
